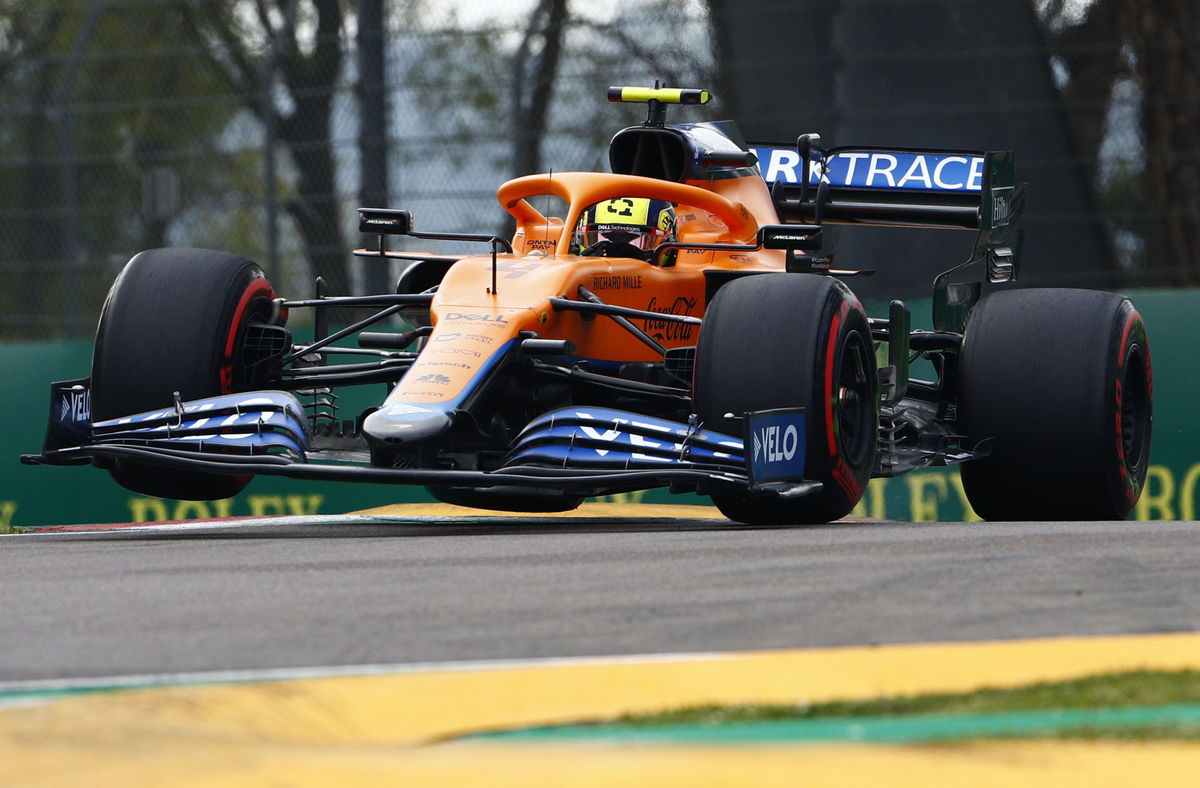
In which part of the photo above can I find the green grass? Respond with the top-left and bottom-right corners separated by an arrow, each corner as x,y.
609,670 -> 1200,740
1038,722 -> 1200,741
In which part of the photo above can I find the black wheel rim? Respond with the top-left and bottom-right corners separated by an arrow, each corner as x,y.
1121,345 -> 1150,474
837,329 -> 875,468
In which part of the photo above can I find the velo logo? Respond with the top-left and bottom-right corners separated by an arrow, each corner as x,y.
746,408 -> 807,485
753,423 -> 799,463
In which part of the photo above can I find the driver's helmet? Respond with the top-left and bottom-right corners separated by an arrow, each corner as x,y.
573,197 -> 675,261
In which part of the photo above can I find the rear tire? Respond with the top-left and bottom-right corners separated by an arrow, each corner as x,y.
958,288 -> 1152,520
91,248 -> 280,500
695,274 -> 877,524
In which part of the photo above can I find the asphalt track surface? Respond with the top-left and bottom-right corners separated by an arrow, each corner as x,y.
4,514 -> 1198,682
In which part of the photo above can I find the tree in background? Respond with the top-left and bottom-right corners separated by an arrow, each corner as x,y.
0,1 -> 245,338
1042,0 -> 1199,285
1129,0 -> 1199,287
357,0 -> 391,294
184,0 -> 352,295
0,2 -> 66,335
407,0 -> 715,177
510,0 -> 568,181
3,0 -> 718,340
398,0 -> 715,241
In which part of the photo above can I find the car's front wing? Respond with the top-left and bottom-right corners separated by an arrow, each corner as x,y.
22,382 -> 821,501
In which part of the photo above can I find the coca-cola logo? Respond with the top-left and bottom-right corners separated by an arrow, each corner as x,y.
642,296 -> 697,342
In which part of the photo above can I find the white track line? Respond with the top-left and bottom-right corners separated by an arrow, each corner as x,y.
0,650 -> 735,696
12,512 -> 695,535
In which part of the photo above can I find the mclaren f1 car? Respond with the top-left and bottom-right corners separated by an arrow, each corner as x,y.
23,86 -> 1153,523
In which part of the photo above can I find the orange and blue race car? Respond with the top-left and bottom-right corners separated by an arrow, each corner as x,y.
24,87 -> 1153,523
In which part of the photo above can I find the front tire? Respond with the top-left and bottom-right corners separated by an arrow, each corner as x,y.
91,248 -> 280,500
695,274 -> 877,524
958,288 -> 1152,520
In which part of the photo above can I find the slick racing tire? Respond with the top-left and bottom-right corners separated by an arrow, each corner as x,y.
957,288 -> 1152,520
91,248 -> 280,501
695,274 -> 877,524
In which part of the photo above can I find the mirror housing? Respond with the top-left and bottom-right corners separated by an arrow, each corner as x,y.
757,224 -> 822,251
358,208 -> 412,235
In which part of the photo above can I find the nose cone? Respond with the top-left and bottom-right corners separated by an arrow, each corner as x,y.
363,404 -> 454,444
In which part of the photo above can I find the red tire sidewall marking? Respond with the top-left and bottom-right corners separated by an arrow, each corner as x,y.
219,276 -> 274,394
220,274 -> 273,487
1113,307 -> 1148,508
823,309 -> 842,454
822,298 -> 862,502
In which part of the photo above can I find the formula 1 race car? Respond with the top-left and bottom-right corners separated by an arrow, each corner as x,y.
23,87 -> 1153,523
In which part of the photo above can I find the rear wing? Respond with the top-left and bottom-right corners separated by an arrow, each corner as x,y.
750,140 -> 1022,232
750,137 -> 1027,330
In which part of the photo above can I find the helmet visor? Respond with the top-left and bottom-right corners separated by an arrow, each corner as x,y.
576,223 -> 668,252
